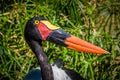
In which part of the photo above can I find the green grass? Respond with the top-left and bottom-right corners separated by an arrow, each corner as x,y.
0,0 -> 120,80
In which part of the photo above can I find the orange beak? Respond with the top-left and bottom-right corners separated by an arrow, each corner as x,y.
65,35 -> 109,54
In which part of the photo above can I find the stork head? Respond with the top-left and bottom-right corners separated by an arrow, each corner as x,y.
24,16 -> 109,54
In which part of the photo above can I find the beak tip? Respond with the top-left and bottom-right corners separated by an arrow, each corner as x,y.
105,51 -> 111,54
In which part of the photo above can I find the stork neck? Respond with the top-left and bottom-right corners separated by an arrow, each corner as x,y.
28,40 -> 54,80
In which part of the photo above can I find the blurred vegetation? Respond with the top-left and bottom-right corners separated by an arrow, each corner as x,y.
0,0 -> 120,80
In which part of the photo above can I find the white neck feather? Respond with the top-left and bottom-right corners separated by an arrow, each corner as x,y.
34,65 -> 72,80
52,65 -> 72,80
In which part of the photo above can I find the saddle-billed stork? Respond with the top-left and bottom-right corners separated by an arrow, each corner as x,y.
23,16 -> 109,80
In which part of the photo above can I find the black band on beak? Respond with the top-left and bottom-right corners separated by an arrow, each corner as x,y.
46,29 -> 70,46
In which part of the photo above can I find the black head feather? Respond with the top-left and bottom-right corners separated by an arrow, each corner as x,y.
24,16 -> 45,45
